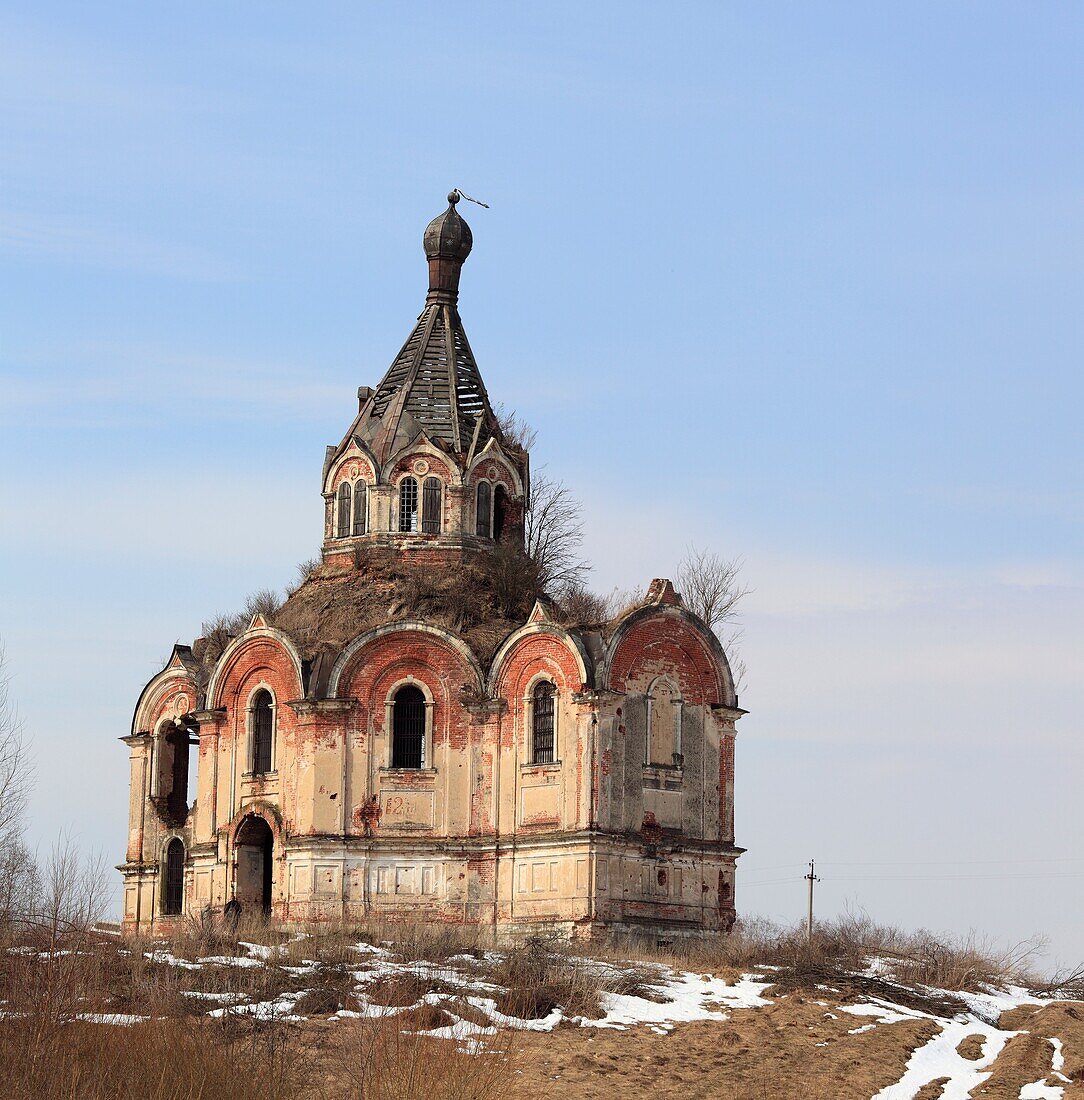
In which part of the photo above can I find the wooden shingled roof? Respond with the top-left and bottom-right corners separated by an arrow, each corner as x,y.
351,192 -> 503,464
362,298 -> 496,462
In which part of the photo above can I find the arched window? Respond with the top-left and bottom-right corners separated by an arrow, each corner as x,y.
493,484 -> 509,542
475,481 -> 492,537
421,477 -> 442,534
163,838 -> 184,916
337,482 -> 352,539
398,477 -> 418,533
252,690 -> 274,775
531,681 -> 556,764
391,685 -> 426,769
352,481 -> 368,536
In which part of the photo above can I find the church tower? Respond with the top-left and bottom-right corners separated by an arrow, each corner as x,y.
119,195 -> 744,936
320,191 -> 527,569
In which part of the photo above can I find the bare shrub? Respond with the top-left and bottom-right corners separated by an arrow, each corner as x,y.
29,833 -> 110,949
485,938 -> 604,1020
476,541 -> 543,620
494,402 -> 538,454
326,1015 -> 513,1100
556,583 -> 645,626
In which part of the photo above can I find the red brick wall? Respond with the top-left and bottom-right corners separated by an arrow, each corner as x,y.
607,613 -> 723,704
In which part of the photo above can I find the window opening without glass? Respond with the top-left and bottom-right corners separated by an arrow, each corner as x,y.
475,481 -> 492,537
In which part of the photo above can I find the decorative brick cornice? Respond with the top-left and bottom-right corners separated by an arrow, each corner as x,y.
120,731 -> 152,748
462,696 -> 507,723
710,703 -> 747,721
287,697 -> 355,717
192,708 -> 228,727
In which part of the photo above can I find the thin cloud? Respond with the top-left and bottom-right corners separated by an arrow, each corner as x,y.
0,208 -> 242,282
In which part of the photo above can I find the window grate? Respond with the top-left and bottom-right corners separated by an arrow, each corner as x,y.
532,681 -> 555,764
398,477 -> 418,532
253,692 -> 273,774
392,686 -> 426,769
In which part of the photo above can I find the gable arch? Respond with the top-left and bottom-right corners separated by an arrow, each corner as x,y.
328,621 -> 485,699
323,441 -> 380,496
600,606 -> 736,707
383,434 -> 465,487
205,627 -> 305,711
466,439 -> 526,498
131,667 -> 198,737
487,623 -> 592,698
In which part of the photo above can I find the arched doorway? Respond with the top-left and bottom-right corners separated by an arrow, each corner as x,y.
234,815 -> 274,915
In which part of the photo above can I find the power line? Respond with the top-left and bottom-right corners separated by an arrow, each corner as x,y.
819,856 -> 1084,868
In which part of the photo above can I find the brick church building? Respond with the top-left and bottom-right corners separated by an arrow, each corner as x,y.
120,193 -> 745,936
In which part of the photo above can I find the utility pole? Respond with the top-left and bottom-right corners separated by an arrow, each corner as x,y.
805,860 -> 820,941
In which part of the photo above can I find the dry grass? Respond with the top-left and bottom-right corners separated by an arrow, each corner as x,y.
598,911 -> 1045,994
0,910 -> 1069,1100
322,1017 -> 515,1100
0,1016 -> 319,1100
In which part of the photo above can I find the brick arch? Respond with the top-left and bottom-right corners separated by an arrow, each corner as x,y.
132,670 -> 198,737
226,801 -> 285,848
323,443 -> 379,496
487,624 -> 590,701
205,628 -> 304,711
466,439 -> 527,499
328,621 -> 484,699
383,438 -> 462,487
602,607 -> 735,707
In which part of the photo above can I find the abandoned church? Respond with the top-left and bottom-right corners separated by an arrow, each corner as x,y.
120,193 -> 745,937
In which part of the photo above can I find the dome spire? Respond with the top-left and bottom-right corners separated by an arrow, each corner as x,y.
423,190 -> 473,305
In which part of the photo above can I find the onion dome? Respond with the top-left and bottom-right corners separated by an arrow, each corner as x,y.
423,191 -> 473,262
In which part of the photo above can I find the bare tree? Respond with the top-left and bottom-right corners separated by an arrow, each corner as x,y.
0,645 -> 37,927
524,473 -> 591,597
676,547 -> 750,692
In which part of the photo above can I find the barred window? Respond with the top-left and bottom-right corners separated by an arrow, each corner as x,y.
398,477 -> 418,532
421,477 -> 442,534
336,482 -> 352,538
352,481 -> 367,536
531,681 -> 556,764
475,481 -> 492,537
252,690 -> 273,775
392,685 -> 426,769
164,838 -> 184,916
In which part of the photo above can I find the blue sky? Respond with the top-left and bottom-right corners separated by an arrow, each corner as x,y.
1,3 -> 1082,962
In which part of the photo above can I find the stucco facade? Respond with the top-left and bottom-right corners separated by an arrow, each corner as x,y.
119,194 -> 745,937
